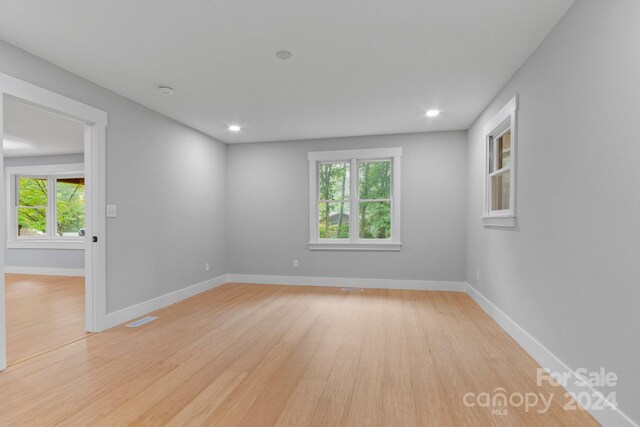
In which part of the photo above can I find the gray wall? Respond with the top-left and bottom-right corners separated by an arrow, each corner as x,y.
0,40 -> 228,313
3,154 -> 85,270
3,153 -> 83,167
466,0 -> 639,422
5,249 -> 84,270
227,131 -> 467,282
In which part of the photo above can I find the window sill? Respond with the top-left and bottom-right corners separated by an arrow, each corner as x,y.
482,216 -> 516,228
309,242 -> 401,251
6,240 -> 86,250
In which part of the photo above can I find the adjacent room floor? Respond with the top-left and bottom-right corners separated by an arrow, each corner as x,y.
4,273 -> 87,365
0,283 -> 597,426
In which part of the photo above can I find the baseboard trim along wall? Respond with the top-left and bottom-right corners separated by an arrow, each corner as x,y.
100,274 -> 464,331
466,283 -> 637,427
4,266 -> 85,277
101,274 -> 227,331
96,274 -> 636,426
226,274 -> 467,292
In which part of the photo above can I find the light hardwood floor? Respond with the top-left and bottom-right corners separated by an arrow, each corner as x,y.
0,283 -> 598,426
5,273 -> 87,365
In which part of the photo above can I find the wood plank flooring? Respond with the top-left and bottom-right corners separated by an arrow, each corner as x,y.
5,273 -> 87,365
0,283 -> 599,426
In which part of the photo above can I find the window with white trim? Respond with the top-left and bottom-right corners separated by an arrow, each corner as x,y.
484,95 -> 518,227
309,147 -> 401,250
6,164 -> 85,244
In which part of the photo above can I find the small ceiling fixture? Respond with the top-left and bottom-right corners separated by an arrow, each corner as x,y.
228,125 -> 241,132
158,85 -> 175,95
276,50 -> 292,60
426,109 -> 440,117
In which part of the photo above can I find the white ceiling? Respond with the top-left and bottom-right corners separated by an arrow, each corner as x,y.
0,0 -> 573,144
3,97 -> 84,157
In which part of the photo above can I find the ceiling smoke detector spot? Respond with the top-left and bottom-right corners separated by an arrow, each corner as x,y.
158,85 -> 175,95
276,50 -> 292,60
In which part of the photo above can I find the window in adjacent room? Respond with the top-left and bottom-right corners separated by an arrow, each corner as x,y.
309,147 -> 401,250
484,95 -> 518,227
55,176 -> 86,237
6,164 -> 85,246
16,177 -> 48,237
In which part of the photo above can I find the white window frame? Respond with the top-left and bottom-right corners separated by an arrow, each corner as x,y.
6,163 -> 85,249
308,147 -> 401,251
483,95 -> 518,228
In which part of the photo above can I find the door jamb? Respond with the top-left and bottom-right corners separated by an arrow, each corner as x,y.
0,72 -> 107,370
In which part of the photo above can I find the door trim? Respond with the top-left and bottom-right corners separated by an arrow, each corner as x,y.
0,72 -> 107,369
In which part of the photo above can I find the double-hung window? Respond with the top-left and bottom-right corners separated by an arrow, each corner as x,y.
309,147 -> 401,250
6,163 -> 85,248
484,95 -> 518,227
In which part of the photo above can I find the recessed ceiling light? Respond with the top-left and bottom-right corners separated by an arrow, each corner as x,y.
276,50 -> 292,60
426,109 -> 440,117
228,125 -> 241,132
158,85 -> 174,95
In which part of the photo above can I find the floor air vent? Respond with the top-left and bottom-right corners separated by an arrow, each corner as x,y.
341,287 -> 364,292
126,316 -> 158,328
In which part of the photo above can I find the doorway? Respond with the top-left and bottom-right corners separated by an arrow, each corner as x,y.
0,73 -> 107,370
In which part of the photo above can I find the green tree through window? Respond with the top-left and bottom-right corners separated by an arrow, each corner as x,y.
318,162 -> 350,238
16,176 -> 85,238
56,178 -> 85,236
359,161 -> 391,239
17,177 -> 47,236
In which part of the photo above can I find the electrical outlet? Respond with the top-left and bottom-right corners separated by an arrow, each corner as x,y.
106,205 -> 117,218
205,262 -> 210,272
476,270 -> 480,281
293,259 -> 299,268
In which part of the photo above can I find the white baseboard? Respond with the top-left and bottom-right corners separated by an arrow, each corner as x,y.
4,266 -> 85,277
466,283 -> 637,427
93,272 -> 636,427
101,274 -> 227,331
226,274 -> 466,292
99,273 -> 462,332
